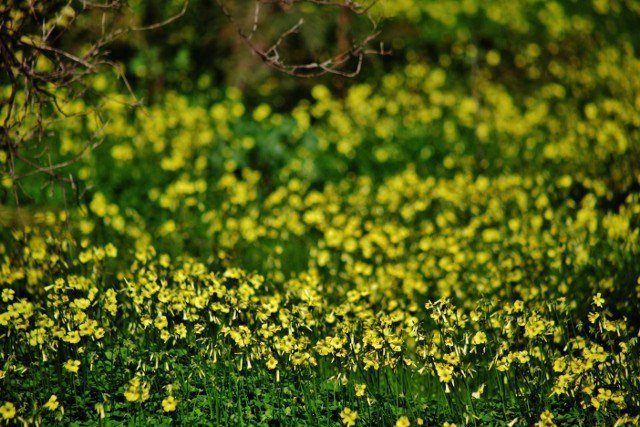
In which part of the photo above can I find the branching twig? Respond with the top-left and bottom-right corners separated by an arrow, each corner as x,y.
0,0 -> 188,205
214,0 -> 389,78
0,0 -> 389,207
131,1 -> 188,31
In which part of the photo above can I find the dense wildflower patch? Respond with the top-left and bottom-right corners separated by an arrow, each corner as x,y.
3,0 -> 640,425
2,166 -> 639,424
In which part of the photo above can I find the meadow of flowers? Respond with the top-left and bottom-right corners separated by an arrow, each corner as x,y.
2,0 -> 640,426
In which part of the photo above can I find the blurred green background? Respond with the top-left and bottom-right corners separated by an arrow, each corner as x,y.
65,0 -> 640,107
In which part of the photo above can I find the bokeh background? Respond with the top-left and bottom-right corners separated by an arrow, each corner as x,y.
63,0 -> 640,106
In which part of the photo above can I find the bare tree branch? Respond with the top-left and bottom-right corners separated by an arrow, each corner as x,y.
0,0 -> 188,205
214,0 -> 389,78
0,0 -> 388,207
131,1 -> 189,31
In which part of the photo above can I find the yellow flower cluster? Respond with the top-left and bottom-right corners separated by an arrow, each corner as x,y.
1,213 -> 639,421
124,376 -> 151,403
2,1 -> 640,423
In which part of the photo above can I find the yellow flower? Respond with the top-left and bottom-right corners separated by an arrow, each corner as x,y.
1,289 -> 14,302
252,104 -> 271,122
266,356 -> 278,370
0,402 -> 16,420
44,395 -> 59,411
486,50 -> 501,66
471,331 -> 487,345
435,362 -> 454,383
90,192 -> 108,217
537,410 -> 556,427
124,389 -> 139,402
553,358 -> 566,372
78,250 -> 93,264
355,383 -> 366,397
64,331 -> 81,344
155,315 -> 168,330
472,384 -> 485,399
64,359 -> 81,373
593,293 -> 605,307
174,323 -> 187,339
105,243 -> 118,258
124,376 -> 150,402
162,396 -> 178,412
29,236 -> 47,260
396,416 -> 411,427
340,407 -> 358,426
513,300 -> 524,312
124,387 -> 139,402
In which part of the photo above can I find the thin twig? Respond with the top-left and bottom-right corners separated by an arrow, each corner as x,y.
131,1 -> 188,31
215,0 -> 387,78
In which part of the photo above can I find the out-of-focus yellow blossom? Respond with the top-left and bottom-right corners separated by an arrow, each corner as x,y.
44,395 -> 59,411
64,359 -> 81,373
593,293 -> 605,307
162,396 -> 178,412
0,402 -> 16,420
124,376 -> 151,402
537,410 -> 556,427
90,193 -> 108,217
340,407 -> 358,426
